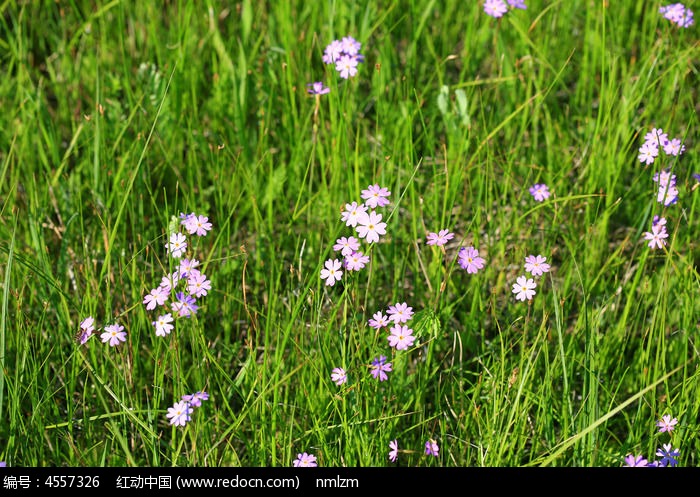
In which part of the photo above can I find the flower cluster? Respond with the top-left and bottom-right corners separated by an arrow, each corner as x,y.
322,35 -> 364,79
512,254 -> 551,302
144,213 -> 213,336
166,391 -> 209,427
653,169 -> 678,206
659,3 -> 694,27
484,0 -> 527,19
624,414 -> 680,467
321,184 -> 391,287
643,215 -> 669,250
638,128 -> 686,166
77,316 -> 127,347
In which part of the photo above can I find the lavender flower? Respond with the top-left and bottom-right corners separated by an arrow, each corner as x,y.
293,452 -> 318,467
370,356 -> 393,382
307,82 -> 330,95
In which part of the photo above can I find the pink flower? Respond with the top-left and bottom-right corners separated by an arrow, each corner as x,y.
426,229 -> 454,246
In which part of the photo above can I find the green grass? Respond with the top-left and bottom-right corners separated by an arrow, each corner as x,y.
0,0 -> 698,467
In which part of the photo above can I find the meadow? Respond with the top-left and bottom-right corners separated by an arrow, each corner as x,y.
0,0 -> 698,467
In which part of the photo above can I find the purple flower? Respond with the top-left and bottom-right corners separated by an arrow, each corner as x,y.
507,0 -> 527,8
386,302 -> 414,324
656,444 -> 680,467
335,54 -> 359,79
389,440 -> 398,462
172,292 -> 199,317
182,391 -> 209,408
187,272 -> 211,298
458,246 -> 486,274
388,324 -> 416,351
638,142 -> 659,165
643,218 -> 668,250
370,356 -> 393,382
663,138 -> 685,156
340,36 -> 361,56
361,184 -> 391,208
355,211 -> 387,244
153,313 -> 174,337
368,311 -> 390,330
179,258 -> 200,278
484,0 -> 508,17
100,323 -> 126,347
624,454 -> 648,467
512,276 -> 536,301
143,286 -> 169,310
344,251 -> 370,271
322,40 -> 343,64
524,254 -> 551,277
307,81 -> 330,95
529,183 -> 551,202
181,213 -> 212,237
660,3 -> 694,27
293,452 -> 318,467
341,202 -> 368,228
333,236 -> 361,256
79,316 -> 95,345
426,229 -> 454,246
425,439 -> 439,457
166,232 -> 187,258
166,400 -> 193,427
331,367 -> 347,386
320,258 -> 343,286
644,128 -> 669,147
656,414 -> 678,433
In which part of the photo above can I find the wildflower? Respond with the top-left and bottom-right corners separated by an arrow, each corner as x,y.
386,302 -> 414,324
307,81 -> 330,95
171,292 -> 199,317
159,271 -> 180,293
153,313 -> 175,337
166,400 -> 193,427
368,311 -> 390,329
660,3 -> 694,27
484,0 -> 508,17
458,246 -> 486,274
656,444 -> 680,467
637,142 -> 659,165
361,184 -> 391,208
426,229 -> 454,247
179,212 -> 196,229
643,219 -> 668,250
340,36 -> 362,56
293,452 -> 318,467
182,391 -> 209,408
320,258 -> 343,286
344,251 -> 370,271
79,316 -> 95,345
644,128 -> 669,148
179,258 -> 200,278
656,414 -> 678,433
524,254 -> 551,277
389,440 -> 399,463
663,138 -> 685,156
425,439 -> 439,457
322,39 -> 343,64
512,275 -> 537,301
653,170 -> 676,188
0,462 -> 5,467
355,210 -> 387,244
143,286 -> 169,310
331,367 -> 347,386
507,0 -> 527,8
388,324 -> 416,350
100,323 -> 126,347
189,215 -> 212,237
624,454 -> 648,467
370,356 -> 393,382
333,236 -> 360,256
335,54 -> 359,79
341,201 -> 368,228
166,232 -> 188,258
656,183 -> 679,206
529,183 -> 551,202
187,272 -> 211,298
